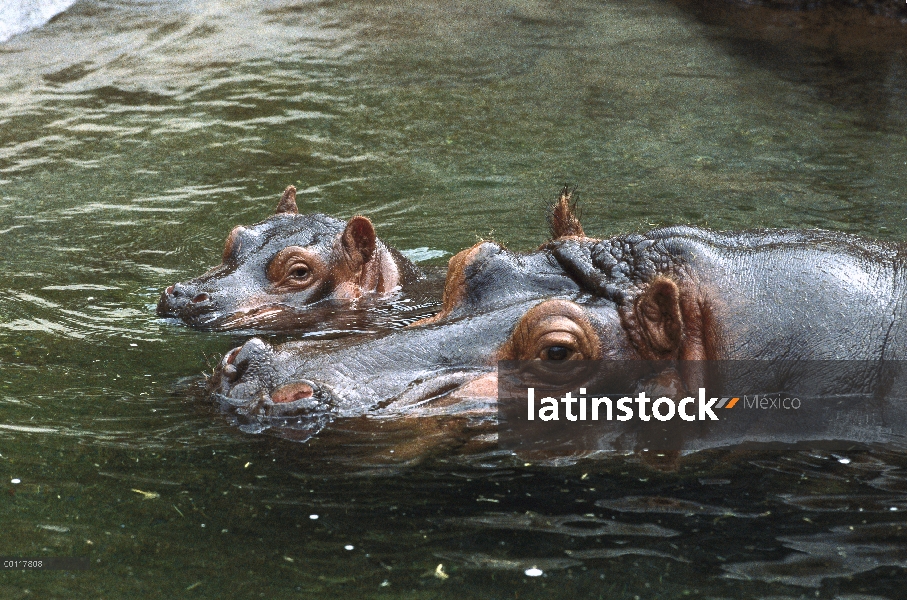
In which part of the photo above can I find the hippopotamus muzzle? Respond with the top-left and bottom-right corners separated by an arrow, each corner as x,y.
211,338 -> 339,436
157,282 -> 219,326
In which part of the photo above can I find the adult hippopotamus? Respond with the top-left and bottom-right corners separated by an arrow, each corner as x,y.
157,185 -> 426,330
207,192 -> 907,451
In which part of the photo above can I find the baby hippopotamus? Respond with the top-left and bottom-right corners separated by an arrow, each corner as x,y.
157,185 -> 424,330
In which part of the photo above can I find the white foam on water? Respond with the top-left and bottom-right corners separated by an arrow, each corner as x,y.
0,0 -> 78,43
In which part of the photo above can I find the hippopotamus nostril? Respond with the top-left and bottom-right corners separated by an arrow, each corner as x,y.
271,382 -> 314,404
157,280 -> 218,322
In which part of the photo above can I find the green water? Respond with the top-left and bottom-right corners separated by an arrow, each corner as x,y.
1,0 -> 906,597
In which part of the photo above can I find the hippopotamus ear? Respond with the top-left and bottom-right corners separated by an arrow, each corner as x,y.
342,216 -> 377,263
274,185 -> 299,215
548,185 -> 585,239
635,277 -> 683,355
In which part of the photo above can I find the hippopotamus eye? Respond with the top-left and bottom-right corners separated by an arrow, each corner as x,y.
543,345 -> 573,360
287,265 -> 310,280
499,300 -> 602,362
267,246 -> 322,288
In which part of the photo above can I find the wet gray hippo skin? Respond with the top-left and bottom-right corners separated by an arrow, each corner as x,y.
157,185 -> 423,330
209,203 -> 907,427
543,226 -> 907,362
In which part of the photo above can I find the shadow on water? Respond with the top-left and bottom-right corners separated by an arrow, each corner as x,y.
673,0 -> 907,132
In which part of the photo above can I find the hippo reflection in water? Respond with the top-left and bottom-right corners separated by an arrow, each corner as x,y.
157,185 -> 425,330
209,191 -> 907,452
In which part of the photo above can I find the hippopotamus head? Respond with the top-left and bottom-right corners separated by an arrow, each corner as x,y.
207,191 -> 721,438
157,186 -> 421,330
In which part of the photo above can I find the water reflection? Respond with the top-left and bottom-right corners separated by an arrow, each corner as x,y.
725,522 -> 907,587
0,0 -> 77,43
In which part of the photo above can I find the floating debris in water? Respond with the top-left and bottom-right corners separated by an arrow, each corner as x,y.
434,564 -> 448,580
525,567 -> 543,577
132,489 -> 159,500
11,478 -> 20,484
309,514 -> 319,520
344,545 -> 354,550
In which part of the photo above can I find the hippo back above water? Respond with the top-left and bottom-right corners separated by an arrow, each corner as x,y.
157,186 -> 425,331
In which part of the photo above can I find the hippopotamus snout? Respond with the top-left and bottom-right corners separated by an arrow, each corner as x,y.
157,281 -> 218,324
211,338 -> 333,418
213,338 -> 274,396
